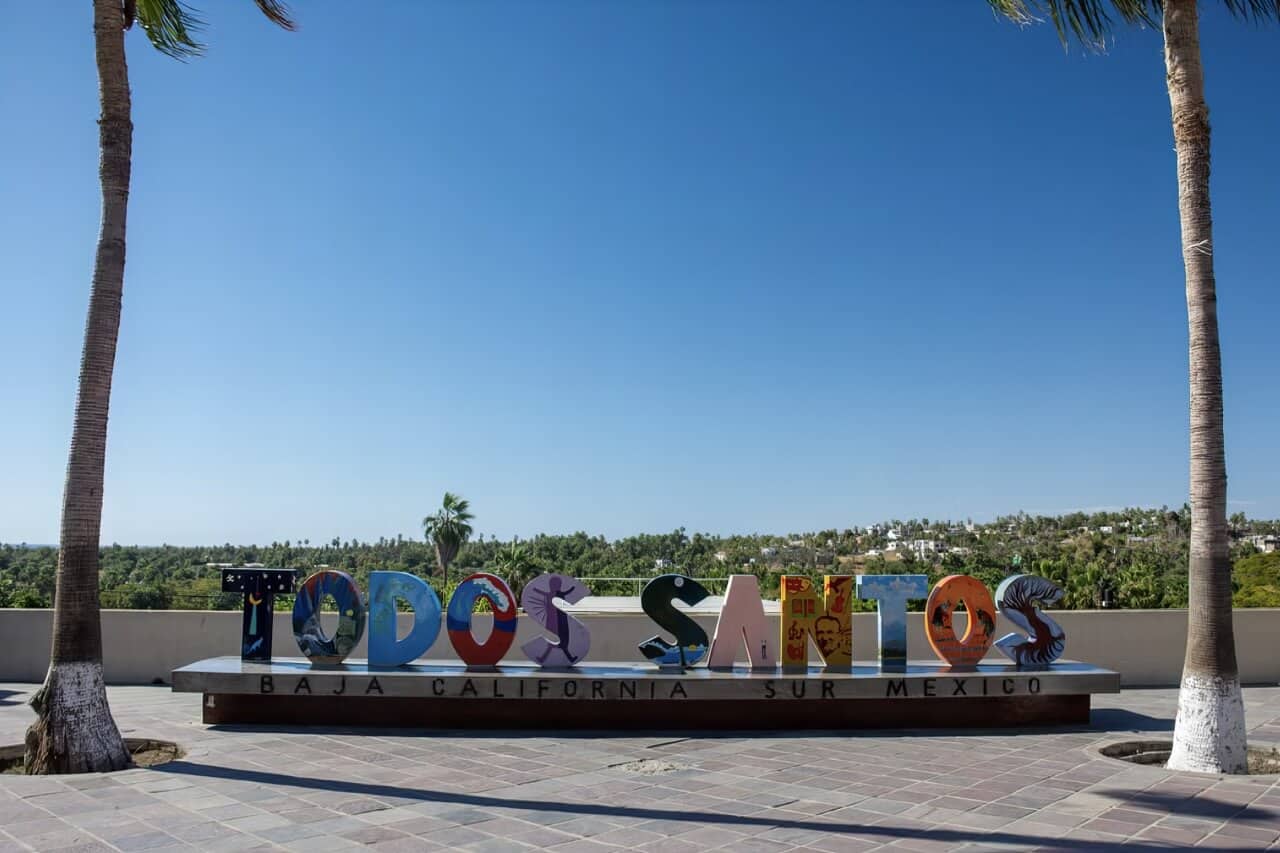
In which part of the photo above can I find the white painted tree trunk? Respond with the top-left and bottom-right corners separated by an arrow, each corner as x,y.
1168,674 -> 1247,773
25,662 -> 130,774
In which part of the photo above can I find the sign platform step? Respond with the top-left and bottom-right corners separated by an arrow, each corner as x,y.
174,657 -> 1119,728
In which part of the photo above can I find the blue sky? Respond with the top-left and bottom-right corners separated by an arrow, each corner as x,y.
2,2 -> 1277,545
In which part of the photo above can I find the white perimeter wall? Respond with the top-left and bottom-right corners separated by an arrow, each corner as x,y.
1,608 -> 1277,687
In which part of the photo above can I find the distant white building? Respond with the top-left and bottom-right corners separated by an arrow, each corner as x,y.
1247,534 -> 1279,554
654,558 -> 673,570
910,539 -> 939,560
1099,525 -> 1114,535
866,549 -> 883,558
714,551 -> 728,563
886,529 -> 901,541
760,547 -> 777,558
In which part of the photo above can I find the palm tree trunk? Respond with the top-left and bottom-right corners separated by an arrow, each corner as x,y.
24,0 -> 133,775
436,542 -> 458,587
1163,0 -> 1247,775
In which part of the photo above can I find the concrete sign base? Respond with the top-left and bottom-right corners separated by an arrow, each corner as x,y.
173,657 -> 1119,728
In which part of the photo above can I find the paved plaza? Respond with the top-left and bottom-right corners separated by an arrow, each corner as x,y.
1,684 -> 1278,852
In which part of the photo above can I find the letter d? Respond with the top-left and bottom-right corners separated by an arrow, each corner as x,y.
368,571 -> 441,666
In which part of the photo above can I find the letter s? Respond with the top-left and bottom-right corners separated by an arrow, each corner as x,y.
994,574 -> 1066,667
637,574 -> 710,668
520,574 -> 592,667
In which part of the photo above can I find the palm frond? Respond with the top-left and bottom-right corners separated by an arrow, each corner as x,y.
989,0 -> 1277,47
134,0 -> 205,59
253,0 -> 296,30
133,0 -> 295,60
986,0 -> 1155,47
1220,0 -> 1280,21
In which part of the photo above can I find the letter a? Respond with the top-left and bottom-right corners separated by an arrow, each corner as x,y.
708,575 -> 775,669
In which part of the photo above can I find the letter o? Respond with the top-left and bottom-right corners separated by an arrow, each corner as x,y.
447,573 -> 518,666
924,574 -> 997,668
292,570 -> 366,665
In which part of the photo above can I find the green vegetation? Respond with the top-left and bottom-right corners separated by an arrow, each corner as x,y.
3,507 -> 1277,611
1232,551 -> 1280,607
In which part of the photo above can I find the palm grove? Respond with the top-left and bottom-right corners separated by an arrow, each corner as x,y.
16,0 -> 1277,775
6,506 -> 1280,611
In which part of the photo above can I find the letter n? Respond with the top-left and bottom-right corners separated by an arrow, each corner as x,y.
779,575 -> 854,670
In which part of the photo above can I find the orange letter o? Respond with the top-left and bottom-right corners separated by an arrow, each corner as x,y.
925,575 -> 996,667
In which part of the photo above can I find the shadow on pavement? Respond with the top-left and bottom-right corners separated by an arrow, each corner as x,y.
0,690 -> 24,707
1097,788 -> 1276,822
1087,708 -> 1175,733
151,760 -> 1248,852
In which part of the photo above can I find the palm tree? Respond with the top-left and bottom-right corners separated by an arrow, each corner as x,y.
494,539 -> 539,598
986,0 -> 1277,774
24,0 -> 295,776
422,493 -> 475,586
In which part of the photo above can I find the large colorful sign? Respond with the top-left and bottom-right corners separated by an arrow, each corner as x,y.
222,568 -> 1067,673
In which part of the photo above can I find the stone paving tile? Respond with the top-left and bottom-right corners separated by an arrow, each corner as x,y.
722,837 -> 796,852
2,683 -> 1280,851
43,843 -> 124,853
546,840 -> 625,853
508,825 -> 581,847
800,836 -> 883,853
110,831 -> 182,851
463,838 -> 540,852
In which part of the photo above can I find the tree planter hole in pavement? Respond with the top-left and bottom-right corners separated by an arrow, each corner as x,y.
0,738 -> 184,774
1100,740 -> 1280,775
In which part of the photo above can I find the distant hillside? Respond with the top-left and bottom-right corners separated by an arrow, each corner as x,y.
2,507 -> 1278,609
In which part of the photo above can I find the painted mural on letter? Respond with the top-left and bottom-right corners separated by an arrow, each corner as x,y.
638,574 -> 710,668
520,573 -> 591,667
367,571 -> 442,667
222,568 -> 296,661
994,574 -> 1066,667
447,572 -> 519,667
925,574 -> 997,668
857,574 -> 928,672
779,575 -> 853,668
292,570 -> 366,665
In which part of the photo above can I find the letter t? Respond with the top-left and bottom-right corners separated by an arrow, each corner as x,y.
221,569 -> 297,661
856,574 -> 928,672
